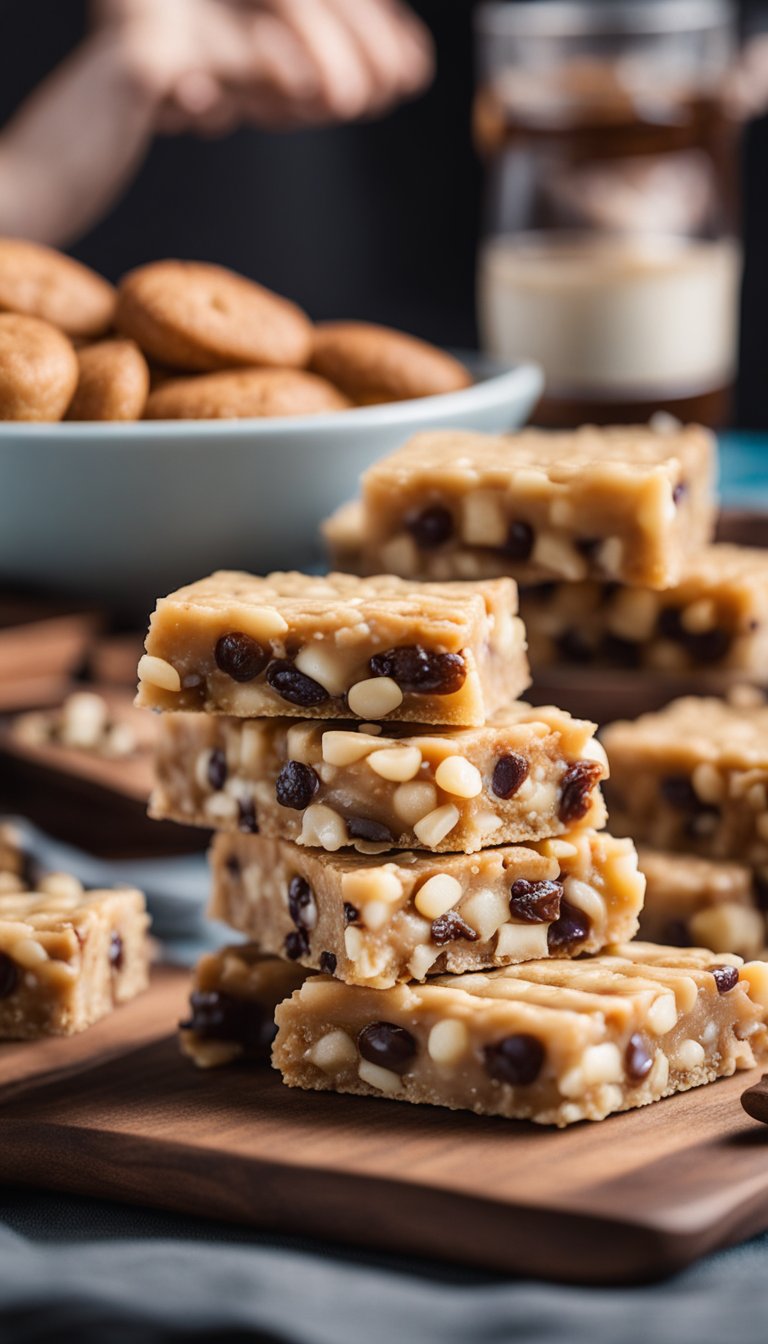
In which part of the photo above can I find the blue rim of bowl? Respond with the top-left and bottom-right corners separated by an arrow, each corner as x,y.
0,354 -> 543,440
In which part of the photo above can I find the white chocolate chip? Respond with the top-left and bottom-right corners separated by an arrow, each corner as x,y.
347,677 -> 403,719
407,944 -> 441,979
461,490 -> 507,547
309,1029 -> 358,1073
11,936 -> 48,969
460,886 -> 508,940
740,960 -> 768,1009
648,1050 -> 670,1092
581,1043 -> 623,1086
37,872 -> 83,901
414,873 -> 462,920
368,746 -> 422,782
295,644 -> 351,697
60,692 -> 108,749
380,534 -> 419,578
413,804 -> 460,848
344,926 -> 363,960
495,922 -> 549,960
203,792 -> 239,823
358,1059 -> 402,1093
434,756 -> 482,799
322,731 -> 386,767
532,533 -> 588,581
342,867 -> 403,907
195,749 -> 215,792
285,723 -> 322,766
427,1019 -> 470,1065
137,654 -> 181,693
241,607 -> 288,640
690,903 -> 765,959
671,1038 -> 706,1071
240,721 -> 267,772
597,537 -> 624,579
393,781 -> 438,827
607,588 -> 658,642
646,992 -> 678,1036
681,599 -> 717,634
559,1066 -> 586,1099
299,804 -> 348,851
361,900 -> 390,931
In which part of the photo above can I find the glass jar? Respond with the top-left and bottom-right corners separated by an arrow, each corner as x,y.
474,0 -> 741,427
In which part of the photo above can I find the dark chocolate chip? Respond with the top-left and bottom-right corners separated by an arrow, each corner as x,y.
576,537 -> 601,559
405,505 -> 454,549
599,633 -> 643,668
369,645 -> 467,696
287,874 -> 316,930
672,480 -> 687,505
207,747 -> 228,791
225,853 -> 241,876
266,660 -> 328,707
660,775 -> 699,810
431,910 -> 479,945
491,753 -> 529,800
284,928 -> 310,960
712,965 -> 739,994
343,902 -> 359,925
501,520 -> 534,560
656,608 -> 732,665
555,628 -> 594,664
558,759 -> 603,824
509,878 -> 563,924
358,1021 -> 417,1074
180,990 -> 275,1060
109,932 -> 124,971
484,1034 -> 544,1086
0,952 -> 18,999
276,760 -> 320,810
346,816 -> 394,845
625,1032 -> 654,1082
214,632 -> 269,682
547,899 -> 590,954
319,951 -> 337,975
237,797 -> 259,833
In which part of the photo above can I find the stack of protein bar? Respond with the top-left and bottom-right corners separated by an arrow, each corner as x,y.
136,427 -> 767,1125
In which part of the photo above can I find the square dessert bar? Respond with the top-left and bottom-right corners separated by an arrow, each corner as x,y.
603,695 -> 768,870
210,828 -> 644,988
151,703 -> 608,854
638,849 -> 767,961
520,545 -> 768,675
273,944 -> 768,1127
0,876 -> 150,1038
136,570 -> 527,727
324,423 -> 716,589
180,946 -> 308,1068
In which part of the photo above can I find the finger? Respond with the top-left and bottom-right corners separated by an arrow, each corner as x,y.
323,0 -> 434,104
245,13 -> 323,106
260,0 -> 377,118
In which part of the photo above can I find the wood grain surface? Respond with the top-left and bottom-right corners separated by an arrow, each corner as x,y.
1,968 -> 767,1284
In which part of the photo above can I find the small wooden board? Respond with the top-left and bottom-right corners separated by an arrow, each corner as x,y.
1,968 -> 767,1283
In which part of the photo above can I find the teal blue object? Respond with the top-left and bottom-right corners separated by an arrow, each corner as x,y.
719,432 -> 768,508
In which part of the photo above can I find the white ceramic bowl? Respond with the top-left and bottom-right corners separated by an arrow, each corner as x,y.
0,354 -> 541,616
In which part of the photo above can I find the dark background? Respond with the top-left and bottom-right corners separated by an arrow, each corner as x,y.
0,0 -> 766,424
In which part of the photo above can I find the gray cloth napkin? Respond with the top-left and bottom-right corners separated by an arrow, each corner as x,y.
0,1191 -> 767,1344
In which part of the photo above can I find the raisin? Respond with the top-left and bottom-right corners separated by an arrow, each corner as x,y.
358,1021 -> 417,1073
0,953 -> 18,999
343,903 -> 359,925
287,874 -> 316,930
491,753 -> 529,800
431,910 -> 478,945
558,759 -> 603,824
405,505 -> 454,549
214,632 -> 269,682
207,747 -> 228,791
109,932 -> 124,971
625,1033 -> 654,1082
576,537 -> 601,559
284,928 -> 310,960
369,645 -> 466,695
180,990 -> 275,1059
319,951 -> 337,975
501,520 -> 534,560
673,480 -> 687,505
547,899 -> 590,953
237,797 -> 259,833
225,853 -> 241,876
266,660 -> 328,707
555,629 -> 593,663
346,817 -> 394,845
657,609 -> 732,665
276,761 -> 320,810
712,965 -> 739,994
484,1034 -> 544,1086
509,878 -> 563,924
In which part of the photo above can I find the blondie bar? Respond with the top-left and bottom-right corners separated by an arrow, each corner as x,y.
638,848 -> 767,960
180,945 -> 308,1068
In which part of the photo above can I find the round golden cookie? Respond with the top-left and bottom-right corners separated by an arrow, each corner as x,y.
144,368 -> 351,420
310,321 -> 473,404
65,339 -> 150,421
116,261 -> 313,372
0,313 -> 78,421
0,239 -> 115,339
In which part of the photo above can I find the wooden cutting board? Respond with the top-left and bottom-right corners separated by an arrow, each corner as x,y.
1,967 -> 767,1284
